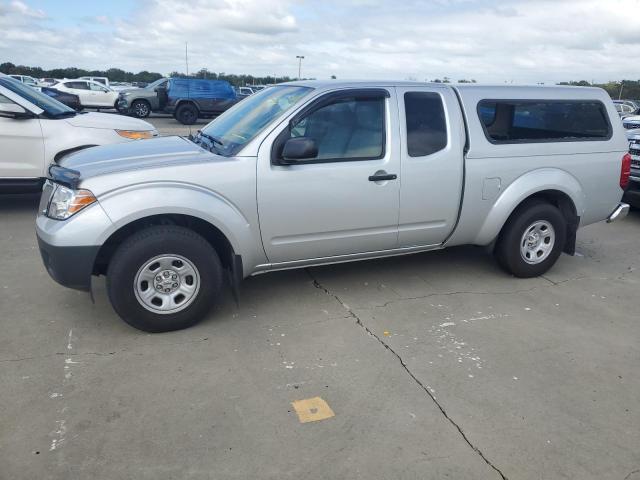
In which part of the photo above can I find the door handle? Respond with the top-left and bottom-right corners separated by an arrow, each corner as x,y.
368,172 -> 397,182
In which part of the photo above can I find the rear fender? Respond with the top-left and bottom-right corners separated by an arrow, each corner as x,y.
473,168 -> 585,246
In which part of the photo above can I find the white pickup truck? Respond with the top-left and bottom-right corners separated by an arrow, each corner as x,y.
36,81 -> 630,332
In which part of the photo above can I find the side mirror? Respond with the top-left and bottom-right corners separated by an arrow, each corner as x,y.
281,137 -> 318,163
0,103 -> 30,119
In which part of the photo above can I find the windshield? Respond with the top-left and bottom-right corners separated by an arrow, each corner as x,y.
146,78 -> 167,90
0,76 -> 75,117
200,85 -> 312,156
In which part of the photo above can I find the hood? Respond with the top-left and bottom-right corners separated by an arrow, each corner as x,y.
64,111 -> 154,131
57,136 -> 211,181
627,128 -> 640,141
120,87 -> 151,95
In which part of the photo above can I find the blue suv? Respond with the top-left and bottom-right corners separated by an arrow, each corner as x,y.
162,78 -> 238,125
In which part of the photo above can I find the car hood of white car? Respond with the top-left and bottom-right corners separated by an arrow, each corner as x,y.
64,111 -> 154,131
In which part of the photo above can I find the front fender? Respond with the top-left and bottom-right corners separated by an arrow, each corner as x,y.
96,181 -> 265,272
473,168 -> 585,245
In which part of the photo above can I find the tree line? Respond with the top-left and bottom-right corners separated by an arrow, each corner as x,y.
558,80 -> 640,100
0,63 -> 295,86
0,63 -> 164,83
167,68 -> 298,85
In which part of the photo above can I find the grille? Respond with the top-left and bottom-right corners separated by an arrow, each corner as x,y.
624,122 -> 640,129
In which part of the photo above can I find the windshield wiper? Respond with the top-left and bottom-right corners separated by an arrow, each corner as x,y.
50,111 -> 77,119
198,130 -> 224,146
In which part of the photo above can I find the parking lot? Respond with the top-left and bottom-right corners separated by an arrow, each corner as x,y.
1,115 -> 639,480
145,113 -> 209,137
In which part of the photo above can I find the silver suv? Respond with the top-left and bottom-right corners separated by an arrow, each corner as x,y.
36,81 -> 630,332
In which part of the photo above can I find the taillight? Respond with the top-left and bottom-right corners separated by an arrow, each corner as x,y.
621,153 -> 632,190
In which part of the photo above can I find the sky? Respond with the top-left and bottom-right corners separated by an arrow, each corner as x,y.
0,0 -> 639,83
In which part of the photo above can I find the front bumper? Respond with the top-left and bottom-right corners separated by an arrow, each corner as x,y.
606,202 -> 630,223
36,199 -> 113,292
116,97 -> 131,111
37,237 -> 99,291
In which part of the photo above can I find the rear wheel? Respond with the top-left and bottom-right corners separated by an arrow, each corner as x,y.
131,99 -> 151,118
106,226 -> 222,332
175,103 -> 199,125
495,200 -> 566,278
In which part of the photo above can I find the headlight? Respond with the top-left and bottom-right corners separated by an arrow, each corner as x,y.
116,130 -> 154,140
47,185 -> 97,220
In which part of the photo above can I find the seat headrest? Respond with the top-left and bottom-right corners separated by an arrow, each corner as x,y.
355,100 -> 382,130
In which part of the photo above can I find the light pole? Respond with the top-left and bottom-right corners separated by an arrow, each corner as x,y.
296,55 -> 305,80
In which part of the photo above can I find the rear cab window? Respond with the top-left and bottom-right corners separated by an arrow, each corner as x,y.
477,100 -> 612,143
404,92 -> 448,156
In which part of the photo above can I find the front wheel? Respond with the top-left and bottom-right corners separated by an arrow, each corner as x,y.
107,226 -> 223,332
131,100 -> 151,118
495,200 -> 566,278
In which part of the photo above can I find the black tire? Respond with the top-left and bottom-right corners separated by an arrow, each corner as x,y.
131,99 -> 151,118
495,200 -> 566,278
175,103 -> 199,125
106,226 -> 223,332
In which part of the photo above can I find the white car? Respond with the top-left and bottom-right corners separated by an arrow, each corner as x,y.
54,79 -> 120,109
0,75 -> 157,192
622,114 -> 640,130
9,75 -> 40,87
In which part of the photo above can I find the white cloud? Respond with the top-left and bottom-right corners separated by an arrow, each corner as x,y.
8,0 -> 45,18
1,0 -> 640,83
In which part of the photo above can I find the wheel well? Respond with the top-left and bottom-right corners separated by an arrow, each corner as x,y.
501,190 -> 579,255
176,100 -> 199,112
54,145 -> 97,163
94,214 -> 235,276
131,98 -> 150,105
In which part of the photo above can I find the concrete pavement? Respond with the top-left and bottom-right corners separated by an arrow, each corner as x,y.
1,192 -> 639,479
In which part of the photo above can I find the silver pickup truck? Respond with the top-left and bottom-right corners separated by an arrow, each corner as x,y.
36,81 -> 630,332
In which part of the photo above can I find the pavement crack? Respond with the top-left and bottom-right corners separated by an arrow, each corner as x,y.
624,469 -> 640,480
306,268 -> 508,480
365,286 -> 547,309
0,355 -> 48,363
363,267 -> 637,309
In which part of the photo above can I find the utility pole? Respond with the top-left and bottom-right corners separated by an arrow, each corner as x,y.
296,55 -> 304,80
619,81 -> 624,100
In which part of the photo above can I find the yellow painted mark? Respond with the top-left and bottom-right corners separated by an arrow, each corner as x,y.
291,397 -> 335,423
383,331 -> 391,337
